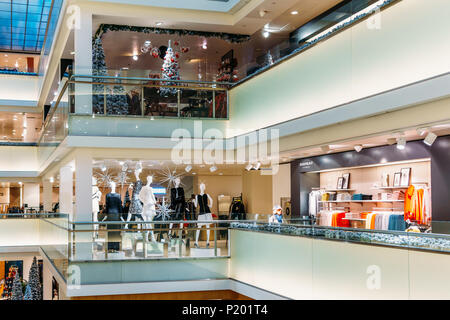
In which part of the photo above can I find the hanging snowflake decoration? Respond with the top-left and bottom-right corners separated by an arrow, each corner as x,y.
155,201 -> 174,221
95,169 -> 115,187
156,166 -> 184,189
116,171 -> 129,189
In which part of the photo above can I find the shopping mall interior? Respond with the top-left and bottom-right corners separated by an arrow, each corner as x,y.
0,0 -> 450,302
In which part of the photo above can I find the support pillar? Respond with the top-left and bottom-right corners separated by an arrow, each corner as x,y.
43,179 -> 53,212
23,183 -> 40,210
73,152 -> 93,260
59,166 -> 73,217
74,8 -> 93,114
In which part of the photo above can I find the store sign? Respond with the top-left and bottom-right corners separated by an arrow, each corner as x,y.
298,160 -> 318,172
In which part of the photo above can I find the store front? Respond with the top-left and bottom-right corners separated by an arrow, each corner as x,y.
291,135 -> 450,234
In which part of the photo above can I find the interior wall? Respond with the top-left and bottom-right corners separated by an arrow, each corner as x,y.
242,170 -> 272,215
193,175 -> 242,214
0,187 -> 9,204
272,163 -> 291,207
319,160 -> 431,193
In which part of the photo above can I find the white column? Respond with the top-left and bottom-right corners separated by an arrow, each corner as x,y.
43,179 -> 53,212
19,183 -> 23,208
23,183 -> 40,210
42,261 -> 53,300
73,152 -> 93,260
59,166 -> 73,217
74,8 -> 93,114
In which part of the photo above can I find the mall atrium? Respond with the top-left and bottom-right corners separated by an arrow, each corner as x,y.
0,0 -> 450,301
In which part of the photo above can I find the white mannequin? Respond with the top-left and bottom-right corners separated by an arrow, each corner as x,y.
92,177 -> 102,234
139,175 -> 157,242
194,183 -> 213,248
169,177 -> 182,234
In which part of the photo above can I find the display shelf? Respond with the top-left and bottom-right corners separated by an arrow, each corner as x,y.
324,189 -> 356,192
319,200 -> 404,203
375,186 -> 408,190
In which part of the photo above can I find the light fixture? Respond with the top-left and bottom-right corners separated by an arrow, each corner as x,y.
202,42 -> 208,50
254,162 -> 261,170
132,55 -> 138,61
263,31 -> 270,38
18,182 -> 22,185
416,127 -> 429,136
71,166 -> 75,172
49,177 -> 54,183
424,132 -> 437,146
291,10 -> 299,15
185,165 -> 192,173
245,164 -> 253,171
101,164 -> 106,172
192,172 -> 197,175
119,161 -> 124,166
209,165 -> 217,173
155,22 -> 163,26
320,145 -> 330,153
354,145 -> 363,152
70,51 -> 75,55
396,137 -> 406,150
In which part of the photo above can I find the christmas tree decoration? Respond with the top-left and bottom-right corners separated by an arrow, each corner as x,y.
23,284 -> 32,300
1,266 -> 17,299
92,36 -> 129,115
160,41 -> 180,97
27,256 -> 42,300
150,47 -> 160,58
181,47 -> 190,53
11,272 -> 23,300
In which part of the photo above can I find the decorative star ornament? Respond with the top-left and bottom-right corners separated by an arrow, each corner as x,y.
95,169 -> 114,187
157,166 -> 184,189
156,200 -> 174,221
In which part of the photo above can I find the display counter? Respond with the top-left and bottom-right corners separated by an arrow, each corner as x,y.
230,222 -> 450,254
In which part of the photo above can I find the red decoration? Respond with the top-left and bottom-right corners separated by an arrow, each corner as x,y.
174,41 -> 179,46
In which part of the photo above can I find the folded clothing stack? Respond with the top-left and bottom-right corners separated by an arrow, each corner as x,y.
352,193 -> 373,201
392,190 -> 405,200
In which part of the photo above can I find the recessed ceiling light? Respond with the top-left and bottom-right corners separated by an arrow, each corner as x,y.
209,165 -> 217,173
132,55 -> 138,61
185,165 -> 192,173
291,10 -> 299,15
70,51 -> 75,55
263,31 -> 270,38
155,22 -> 163,26
354,145 -> 363,152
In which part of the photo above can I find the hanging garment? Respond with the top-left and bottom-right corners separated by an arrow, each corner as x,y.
197,194 -> 211,214
230,201 -> 245,220
309,190 -> 323,217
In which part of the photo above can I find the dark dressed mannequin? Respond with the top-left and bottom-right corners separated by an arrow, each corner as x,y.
197,194 -> 211,214
170,182 -> 186,220
104,183 -> 123,251
230,200 -> 245,220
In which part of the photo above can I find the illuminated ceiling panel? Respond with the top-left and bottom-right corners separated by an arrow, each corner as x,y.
0,0 -> 53,52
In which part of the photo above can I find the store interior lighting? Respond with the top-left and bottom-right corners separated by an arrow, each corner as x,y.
424,132 -> 437,146
254,162 -> 262,170
185,165 -> 192,173
354,145 -> 363,152
245,163 -> 253,171
396,137 -> 406,150
209,165 -> 217,173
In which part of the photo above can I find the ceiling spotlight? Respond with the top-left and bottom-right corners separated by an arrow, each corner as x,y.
49,177 -> 54,183
71,166 -> 76,172
396,137 -> 406,150
416,127 -> 429,136
202,42 -> 208,50
424,132 -> 437,146
209,165 -> 217,173
291,10 -> 299,15
263,31 -> 270,38
132,55 -> 138,61
155,22 -> 163,26
354,145 -> 363,152
70,51 -> 75,55
119,161 -> 124,166
254,162 -> 261,170
18,182 -> 22,185
245,164 -> 253,171
185,165 -> 192,173
320,145 -> 330,153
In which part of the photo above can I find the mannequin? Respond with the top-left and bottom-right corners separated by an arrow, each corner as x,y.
139,175 -> 157,242
194,183 -> 213,248
170,177 -> 186,234
127,167 -> 144,228
103,181 -> 123,251
92,177 -> 102,234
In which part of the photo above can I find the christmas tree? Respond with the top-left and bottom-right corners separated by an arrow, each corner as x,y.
23,283 -> 32,300
27,256 -> 42,300
92,37 -> 129,115
1,266 -> 17,299
160,40 -> 180,97
11,272 -> 23,300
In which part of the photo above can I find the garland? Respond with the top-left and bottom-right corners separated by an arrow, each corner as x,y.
94,24 -> 250,43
